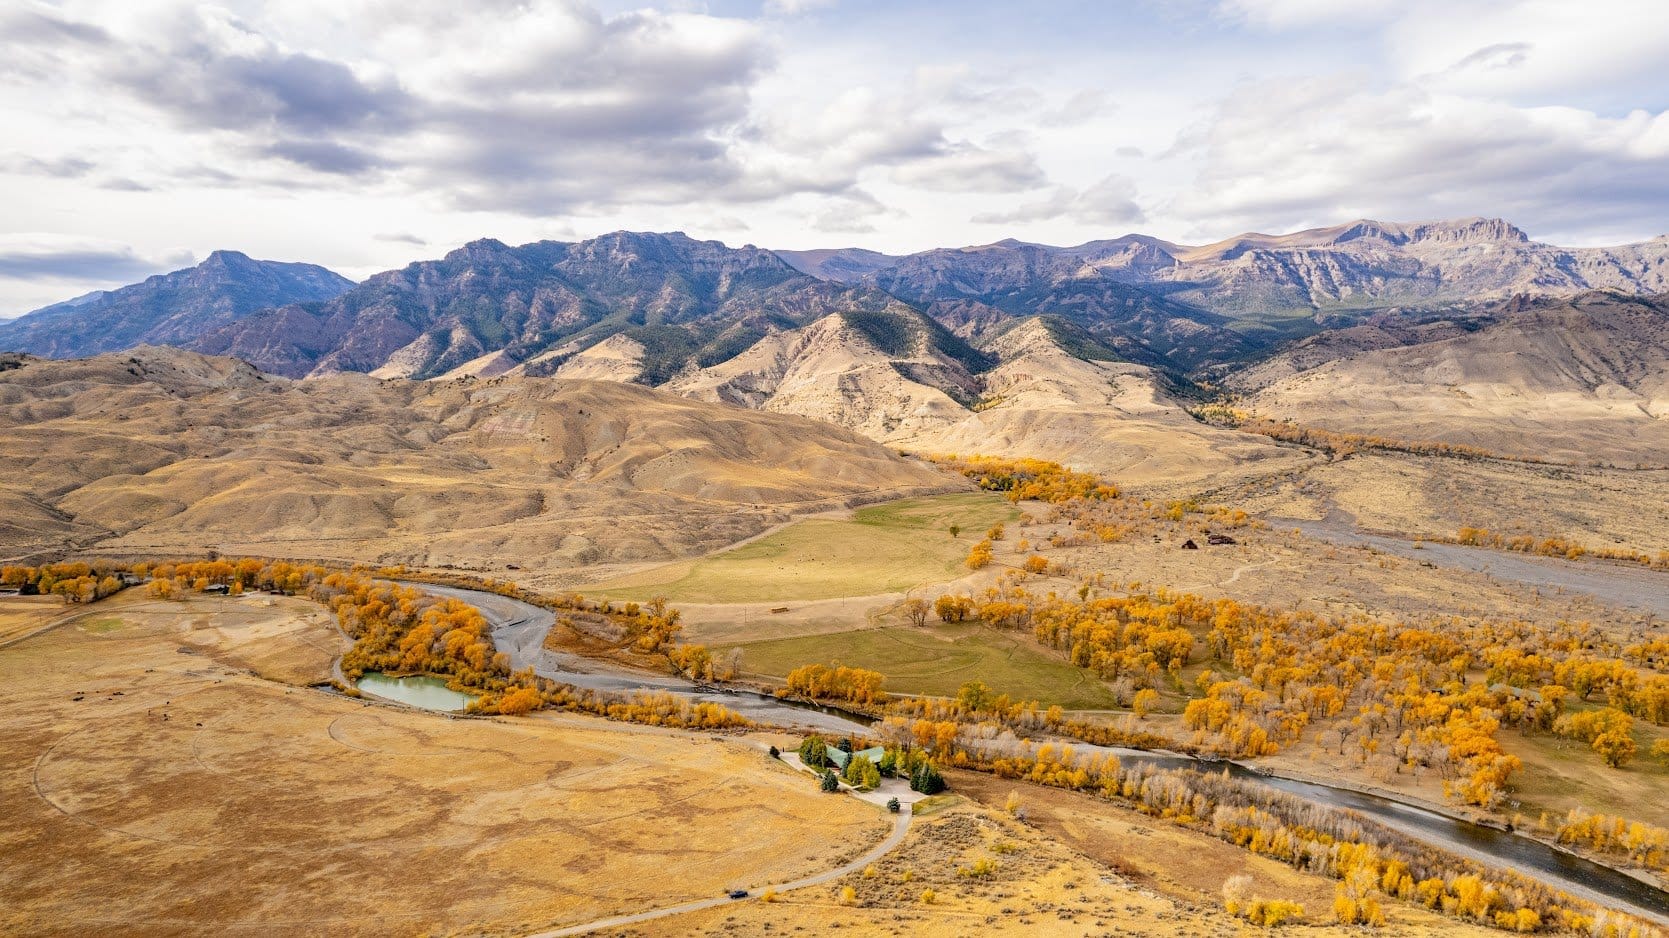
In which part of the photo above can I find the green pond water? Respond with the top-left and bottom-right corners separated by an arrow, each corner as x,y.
356,672 -> 476,712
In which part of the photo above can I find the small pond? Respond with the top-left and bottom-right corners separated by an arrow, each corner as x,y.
356,672 -> 477,712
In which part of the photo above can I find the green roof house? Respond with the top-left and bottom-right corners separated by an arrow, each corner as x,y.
825,746 -> 886,771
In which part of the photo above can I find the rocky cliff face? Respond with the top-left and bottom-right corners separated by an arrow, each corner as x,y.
0,252 -> 353,359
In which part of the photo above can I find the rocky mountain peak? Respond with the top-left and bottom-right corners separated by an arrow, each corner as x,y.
1407,217 -> 1529,244
201,249 -> 255,267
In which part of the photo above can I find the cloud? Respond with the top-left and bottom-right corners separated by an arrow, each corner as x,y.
110,9 -> 412,139
1167,74 -> 1669,237
1217,0 -> 1399,30
971,175 -> 1146,227
1042,90 -> 1115,127
2,2 -> 771,211
0,234 -> 192,283
373,232 -> 427,246
99,178 -> 152,192
0,155 -> 94,178
890,144 -> 1046,193
1444,42 -> 1532,76
763,0 -> 837,14
260,139 -> 386,175
810,192 -> 888,234
0,6 -> 108,43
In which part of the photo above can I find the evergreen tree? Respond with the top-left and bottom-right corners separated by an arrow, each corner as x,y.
910,762 -> 946,795
821,770 -> 840,793
798,734 -> 829,768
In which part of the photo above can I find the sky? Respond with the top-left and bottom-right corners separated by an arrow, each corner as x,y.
1,0 -> 1667,315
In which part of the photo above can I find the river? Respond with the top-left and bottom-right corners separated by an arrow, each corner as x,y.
419,581 -> 1669,924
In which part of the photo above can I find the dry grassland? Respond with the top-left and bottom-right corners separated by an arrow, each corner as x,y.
0,592 -> 886,936
0,594 -> 63,646
622,782 -> 1496,937
1204,451 -> 1669,556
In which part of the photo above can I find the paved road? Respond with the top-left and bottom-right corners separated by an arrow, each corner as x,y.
526,808 -> 912,938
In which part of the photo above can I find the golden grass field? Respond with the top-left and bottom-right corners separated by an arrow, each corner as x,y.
721,621 -> 1122,710
0,591 -> 888,936
0,594 -> 63,646
586,493 -> 1018,603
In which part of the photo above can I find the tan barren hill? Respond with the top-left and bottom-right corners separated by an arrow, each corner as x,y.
895,319 -> 1307,493
0,347 -> 959,577
1244,292 -> 1669,466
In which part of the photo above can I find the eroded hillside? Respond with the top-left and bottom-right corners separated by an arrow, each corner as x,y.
1240,292 -> 1669,466
0,347 -> 961,578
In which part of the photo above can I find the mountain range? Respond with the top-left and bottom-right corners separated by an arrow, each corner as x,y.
3,216 -> 1666,475
0,251 -> 352,358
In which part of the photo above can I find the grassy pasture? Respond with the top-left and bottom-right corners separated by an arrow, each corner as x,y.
588,492 -> 1019,603
722,622 -> 1121,711
1499,722 -> 1669,830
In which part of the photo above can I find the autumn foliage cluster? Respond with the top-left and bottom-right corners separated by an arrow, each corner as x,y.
783,663 -> 888,707
925,454 -> 1119,503
2,562 -> 126,604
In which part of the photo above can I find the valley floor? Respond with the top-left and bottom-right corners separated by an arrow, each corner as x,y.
0,592 -> 885,936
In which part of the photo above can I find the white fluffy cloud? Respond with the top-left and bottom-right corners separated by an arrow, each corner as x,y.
971,175 -> 1145,227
